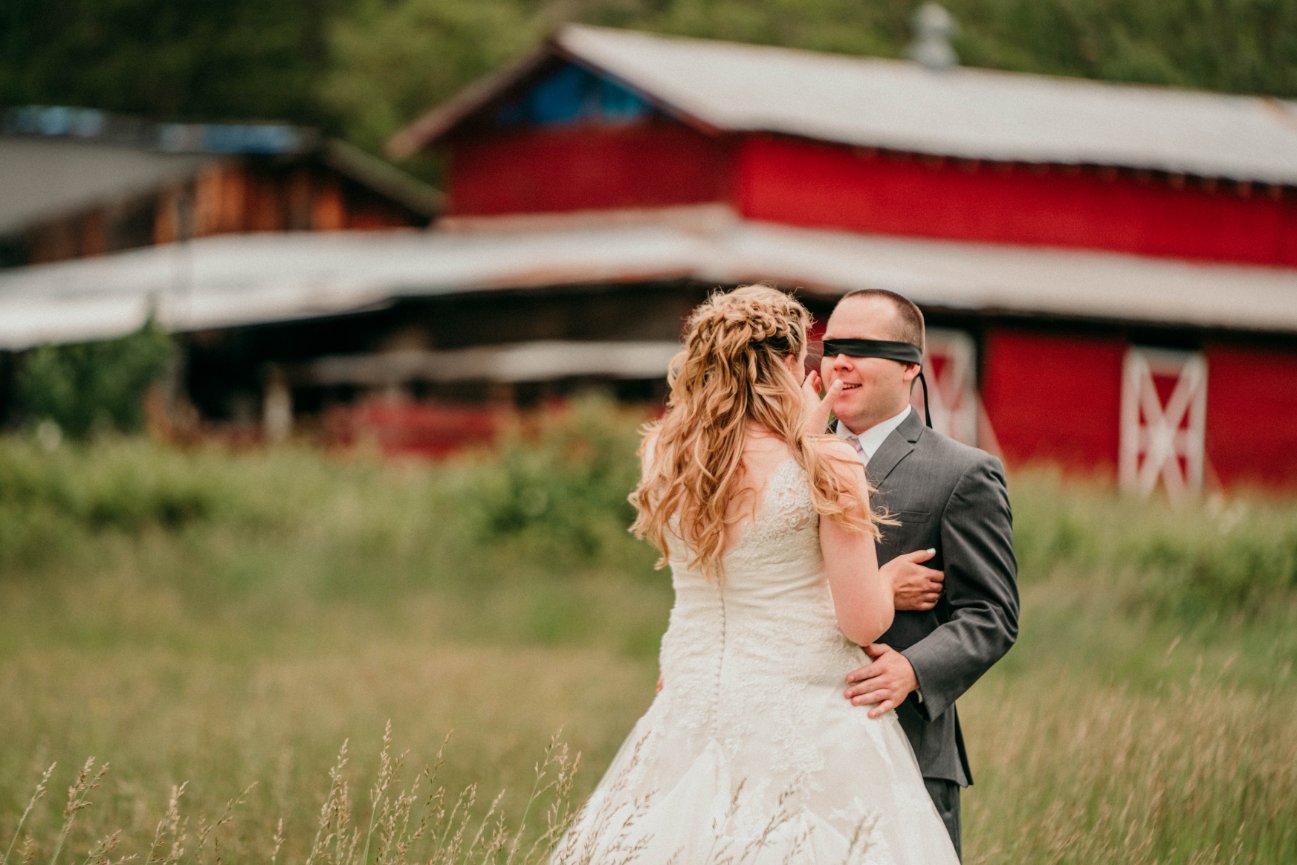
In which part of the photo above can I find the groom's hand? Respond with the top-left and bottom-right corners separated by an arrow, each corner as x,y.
844,643 -> 918,719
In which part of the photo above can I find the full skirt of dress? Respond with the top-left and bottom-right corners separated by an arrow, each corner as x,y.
553,457 -> 960,865
552,664 -> 960,865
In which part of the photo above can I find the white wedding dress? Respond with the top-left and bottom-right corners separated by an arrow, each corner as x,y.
553,456 -> 960,865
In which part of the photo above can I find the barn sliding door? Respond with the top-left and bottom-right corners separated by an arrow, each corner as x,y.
1119,347 -> 1207,499
915,328 -> 998,451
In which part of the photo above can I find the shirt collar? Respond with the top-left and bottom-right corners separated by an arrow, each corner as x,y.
836,405 -> 912,462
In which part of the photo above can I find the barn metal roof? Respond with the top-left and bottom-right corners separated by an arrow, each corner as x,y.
393,25 -> 1297,185
0,126 -> 439,237
300,341 -> 683,385
0,137 -> 210,234
2,211 -> 1295,351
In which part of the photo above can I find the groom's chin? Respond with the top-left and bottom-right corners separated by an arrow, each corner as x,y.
829,397 -> 859,425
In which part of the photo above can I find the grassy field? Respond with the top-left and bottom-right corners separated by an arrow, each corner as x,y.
1,402 -> 1295,864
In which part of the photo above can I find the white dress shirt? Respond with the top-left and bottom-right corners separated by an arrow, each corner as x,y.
835,404 -> 926,702
836,405 -> 912,463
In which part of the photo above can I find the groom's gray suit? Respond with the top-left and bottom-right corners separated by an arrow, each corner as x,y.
865,410 -> 1018,853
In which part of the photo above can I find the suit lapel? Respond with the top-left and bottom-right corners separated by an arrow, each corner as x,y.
865,410 -> 924,486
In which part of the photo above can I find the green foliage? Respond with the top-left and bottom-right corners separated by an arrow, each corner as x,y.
3,401 -> 1295,628
1128,512 -> 1297,622
0,438 -> 220,571
321,0 -> 546,153
623,0 -> 912,58
0,401 -> 662,629
0,0 -> 337,124
951,0 -> 1297,96
1011,469 -> 1297,625
455,396 -> 646,565
14,323 -> 172,440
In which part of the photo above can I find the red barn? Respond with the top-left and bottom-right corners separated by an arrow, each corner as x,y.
4,27 -> 1296,492
385,25 -> 1297,494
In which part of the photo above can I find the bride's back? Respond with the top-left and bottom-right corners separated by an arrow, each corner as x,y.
669,436 -> 823,594
718,436 -> 807,553
659,436 -> 864,742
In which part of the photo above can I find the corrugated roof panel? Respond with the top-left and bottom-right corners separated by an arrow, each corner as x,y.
0,137 -> 212,234
303,341 -> 682,384
1,217 -> 1294,352
552,26 -> 1297,184
0,226 -> 707,349
714,222 -> 1297,331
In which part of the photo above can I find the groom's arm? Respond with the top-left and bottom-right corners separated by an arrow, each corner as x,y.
901,454 -> 1018,722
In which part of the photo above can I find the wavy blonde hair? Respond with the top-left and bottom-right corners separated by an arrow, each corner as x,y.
630,285 -> 880,580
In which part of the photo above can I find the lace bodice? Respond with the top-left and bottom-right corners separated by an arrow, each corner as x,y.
658,457 -> 866,780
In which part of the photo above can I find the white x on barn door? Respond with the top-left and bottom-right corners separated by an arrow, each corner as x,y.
1119,347 -> 1208,500
914,328 -> 999,452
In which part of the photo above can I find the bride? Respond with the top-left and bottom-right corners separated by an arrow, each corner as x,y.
552,286 -> 959,864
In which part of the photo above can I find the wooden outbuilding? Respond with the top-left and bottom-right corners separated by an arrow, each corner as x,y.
1,106 -> 440,267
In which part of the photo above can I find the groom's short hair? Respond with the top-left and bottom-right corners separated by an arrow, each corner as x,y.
837,289 -> 926,354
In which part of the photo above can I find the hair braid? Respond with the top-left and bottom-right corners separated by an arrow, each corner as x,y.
630,285 -> 878,580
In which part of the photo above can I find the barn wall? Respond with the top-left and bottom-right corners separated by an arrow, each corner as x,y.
1203,341 -> 1297,487
25,214 -> 90,263
345,200 -> 412,229
981,327 -> 1125,473
447,123 -> 737,216
737,136 -> 1297,266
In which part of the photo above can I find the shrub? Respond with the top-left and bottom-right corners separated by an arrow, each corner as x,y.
0,438 -> 214,526
1132,518 -> 1297,622
0,440 -> 216,574
14,322 -> 172,439
1011,470 -> 1297,624
456,395 -> 649,566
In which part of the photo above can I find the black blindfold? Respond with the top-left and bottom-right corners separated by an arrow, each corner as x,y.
817,338 -> 933,429
821,338 -> 923,366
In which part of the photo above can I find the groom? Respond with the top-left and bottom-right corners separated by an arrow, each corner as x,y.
819,289 -> 1019,859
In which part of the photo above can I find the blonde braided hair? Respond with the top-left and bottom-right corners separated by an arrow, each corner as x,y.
630,285 -> 879,581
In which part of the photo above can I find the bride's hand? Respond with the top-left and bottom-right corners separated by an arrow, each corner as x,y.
802,370 -> 841,436
882,549 -> 944,611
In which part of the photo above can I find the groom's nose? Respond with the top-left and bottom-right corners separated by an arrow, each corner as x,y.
830,352 -> 854,371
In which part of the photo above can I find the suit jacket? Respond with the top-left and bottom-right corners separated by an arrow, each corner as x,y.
865,410 -> 1018,787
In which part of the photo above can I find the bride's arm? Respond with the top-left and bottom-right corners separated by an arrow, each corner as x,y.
817,440 -> 893,646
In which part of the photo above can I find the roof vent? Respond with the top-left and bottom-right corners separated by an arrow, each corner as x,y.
908,2 -> 958,70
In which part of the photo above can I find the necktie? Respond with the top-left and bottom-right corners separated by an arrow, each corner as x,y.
846,434 -> 867,464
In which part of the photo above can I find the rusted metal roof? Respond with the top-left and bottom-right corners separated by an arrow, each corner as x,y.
0,125 -> 439,238
394,25 -> 1297,185
2,210 -> 1295,351
0,137 -> 209,234
297,341 -> 682,385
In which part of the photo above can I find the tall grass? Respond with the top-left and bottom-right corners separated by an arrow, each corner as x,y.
1,400 -> 1294,863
